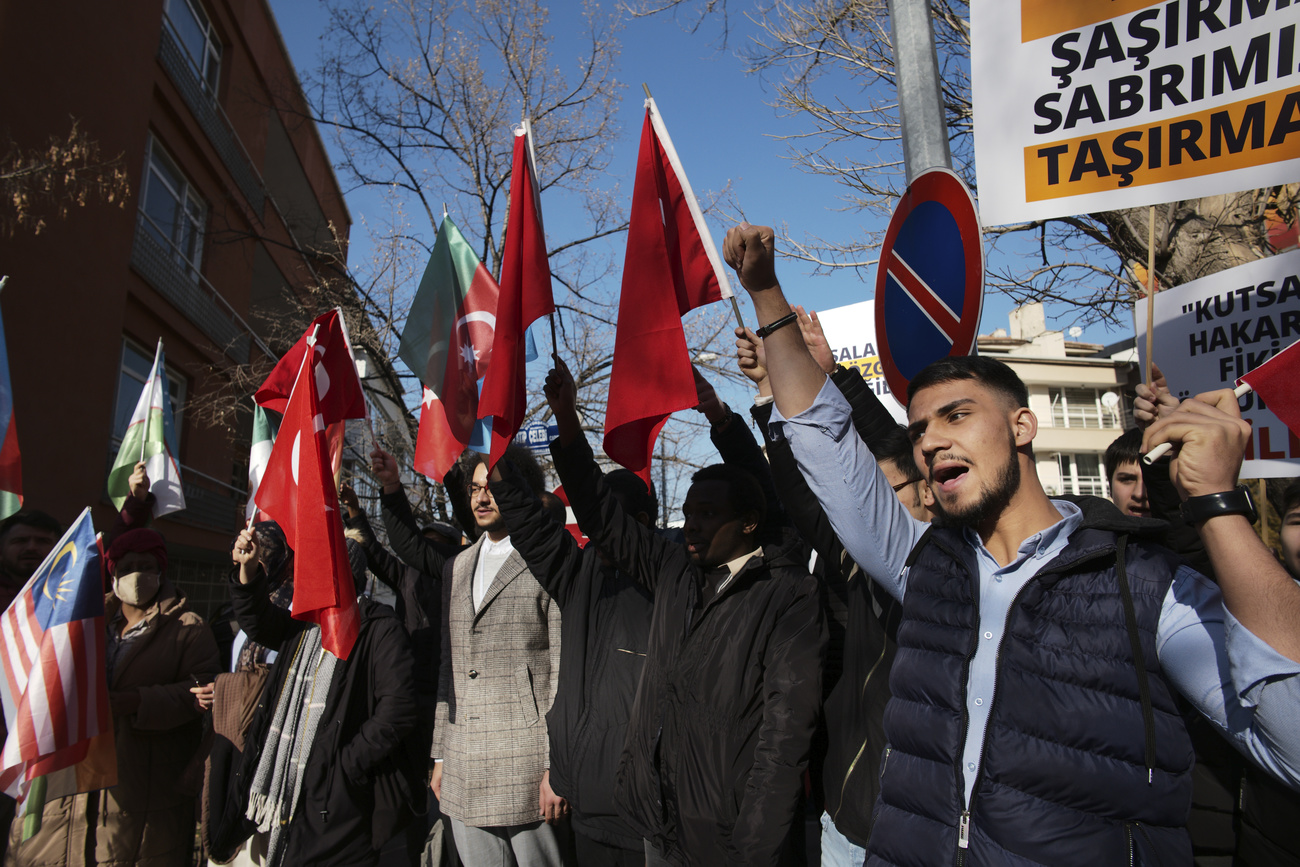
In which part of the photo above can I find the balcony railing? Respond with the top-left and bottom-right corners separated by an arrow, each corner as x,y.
157,20 -> 265,216
130,213 -> 277,363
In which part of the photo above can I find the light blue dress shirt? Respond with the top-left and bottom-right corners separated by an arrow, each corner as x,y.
768,379 -> 1300,806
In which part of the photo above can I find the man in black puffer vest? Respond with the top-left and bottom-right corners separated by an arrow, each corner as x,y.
725,222 -> 1300,867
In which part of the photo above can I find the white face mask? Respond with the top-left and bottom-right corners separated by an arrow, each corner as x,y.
113,571 -> 161,607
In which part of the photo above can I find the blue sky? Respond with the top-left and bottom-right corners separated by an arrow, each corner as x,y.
266,0 -> 1135,346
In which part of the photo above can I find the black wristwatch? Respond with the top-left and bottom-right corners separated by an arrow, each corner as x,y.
1179,485 -> 1258,525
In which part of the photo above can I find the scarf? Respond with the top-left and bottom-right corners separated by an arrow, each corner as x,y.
246,626 -> 338,865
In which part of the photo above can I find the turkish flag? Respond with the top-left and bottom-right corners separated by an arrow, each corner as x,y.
1239,337 -> 1300,436
603,102 -> 728,486
256,309 -> 366,425
414,386 -> 465,483
478,122 -> 554,468
254,350 -> 360,659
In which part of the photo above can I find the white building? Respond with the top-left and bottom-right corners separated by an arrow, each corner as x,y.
978,304 -> 1138,499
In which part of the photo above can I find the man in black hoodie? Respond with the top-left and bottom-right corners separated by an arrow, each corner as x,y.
543,356 -> 826,867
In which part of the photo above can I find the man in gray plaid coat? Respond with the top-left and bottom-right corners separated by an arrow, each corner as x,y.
430,451 -> 566,866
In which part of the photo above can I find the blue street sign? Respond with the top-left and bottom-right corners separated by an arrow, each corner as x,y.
874,168 -> 984,406
513,420 -> 559,453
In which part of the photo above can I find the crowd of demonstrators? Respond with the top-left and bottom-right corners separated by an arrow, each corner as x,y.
724,221 -> 1300,867
544,355 -> 826,866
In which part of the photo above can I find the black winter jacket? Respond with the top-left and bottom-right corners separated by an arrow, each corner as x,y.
345,508 -> 444,727
208,568 -> 425,865
492,466 -> 653,851
552,433 -> 826,867
753,368 -> 902,848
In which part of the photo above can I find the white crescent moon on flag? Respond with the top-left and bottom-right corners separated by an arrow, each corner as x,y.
313,343 -> 331,399
457,311 -> 496,331
291,431 -> 301,485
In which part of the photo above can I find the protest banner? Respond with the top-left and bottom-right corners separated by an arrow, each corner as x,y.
1136,248 -> 1300,478
972,0 -> 1300,226
816,300 -> 907,424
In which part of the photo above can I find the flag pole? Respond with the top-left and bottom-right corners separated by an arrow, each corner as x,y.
642,83 -> 746,333
142,338 -> 165,463
1142,381 -> 1252,465
522,115 -> 560,362
1144,206 -> 1156,386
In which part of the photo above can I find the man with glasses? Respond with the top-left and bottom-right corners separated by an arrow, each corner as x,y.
376,443 -> 565,867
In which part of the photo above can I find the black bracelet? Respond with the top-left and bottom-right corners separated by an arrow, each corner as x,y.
755,312 -> 798,339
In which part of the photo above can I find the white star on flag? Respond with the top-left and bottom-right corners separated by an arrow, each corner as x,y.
422,387 -> 437,409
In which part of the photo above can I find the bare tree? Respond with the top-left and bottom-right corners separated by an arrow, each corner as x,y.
628,0 -> 1298,328
1,119 -> 129,237
254,0 -> 752,525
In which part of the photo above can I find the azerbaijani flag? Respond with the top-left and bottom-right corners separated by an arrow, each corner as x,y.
0,278 -> 22,519
245,404 -> 280,523
106,339 -> 185,517
398,217 -> 500,481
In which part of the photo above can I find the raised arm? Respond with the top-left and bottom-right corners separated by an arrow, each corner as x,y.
341,484 -> 409,592
374,446 -> 458,577
489,460 -> 586,609
228,527 -> 302,649
547,356 -> 684,592
1143,390 -> 1300,787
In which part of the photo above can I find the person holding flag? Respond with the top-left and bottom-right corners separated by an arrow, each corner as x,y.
106,339 -> 185,520
6,520 -> 220,866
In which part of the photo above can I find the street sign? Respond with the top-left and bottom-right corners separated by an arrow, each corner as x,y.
875,168 -> 983,406
513,420 -> 558,453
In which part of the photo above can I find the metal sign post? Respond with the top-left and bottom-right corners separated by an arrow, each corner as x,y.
889,0 -> 952,182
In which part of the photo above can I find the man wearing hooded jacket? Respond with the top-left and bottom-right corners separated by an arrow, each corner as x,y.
543,356 -> 825,867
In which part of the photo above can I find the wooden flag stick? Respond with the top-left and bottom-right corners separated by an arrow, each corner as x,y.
1144,206 -> 1156,386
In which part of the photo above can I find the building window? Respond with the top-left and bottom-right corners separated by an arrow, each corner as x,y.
140,136 -> 207,281
1055,453 -> 1106,497
1048,387 -> 1123,430
112,339 -> 187,450
164,0 -> 221,97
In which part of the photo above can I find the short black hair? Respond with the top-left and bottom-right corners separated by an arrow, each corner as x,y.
0,510 -> 62,542
607,469 -> 658,526
1104,428 -> 1144,483
1281,477 -> 1300,517
907,355 -> 1030,410
877,425 -> 924,485
690,464 -> 766,529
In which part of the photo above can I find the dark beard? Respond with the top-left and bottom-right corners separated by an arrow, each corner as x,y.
931,433 -> 1021,528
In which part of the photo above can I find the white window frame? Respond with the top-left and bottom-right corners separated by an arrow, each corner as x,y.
164,0 -> 222,97
140,135 -> 208,280
1055,452 -> 1107,497
1048,387 -> 1123,430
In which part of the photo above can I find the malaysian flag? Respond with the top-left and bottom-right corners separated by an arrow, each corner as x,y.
0,508 -> 114,808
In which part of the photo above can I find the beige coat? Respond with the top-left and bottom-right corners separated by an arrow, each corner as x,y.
432,536 -> 561,827
6,585 -> 220,867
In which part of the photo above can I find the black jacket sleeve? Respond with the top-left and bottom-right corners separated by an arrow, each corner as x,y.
228,565 -> 305,649
1142,458 -> 1215,579
750,402 -> 850,584
380,486 -> 459,578
339,609 -> 419,786
344,511 -> 407,592
550,435 -> 685,593
830,364 -> 901,457
491,465 -> 586,610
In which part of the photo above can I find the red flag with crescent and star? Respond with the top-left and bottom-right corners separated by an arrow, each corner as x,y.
254,340 -> 360,660
400,217 -> 500,481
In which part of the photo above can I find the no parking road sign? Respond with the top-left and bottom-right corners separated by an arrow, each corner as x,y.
875,168 -> 984,406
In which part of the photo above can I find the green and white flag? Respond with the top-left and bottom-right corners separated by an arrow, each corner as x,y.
245,403 -> 279,523
107,339 -> 185,517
